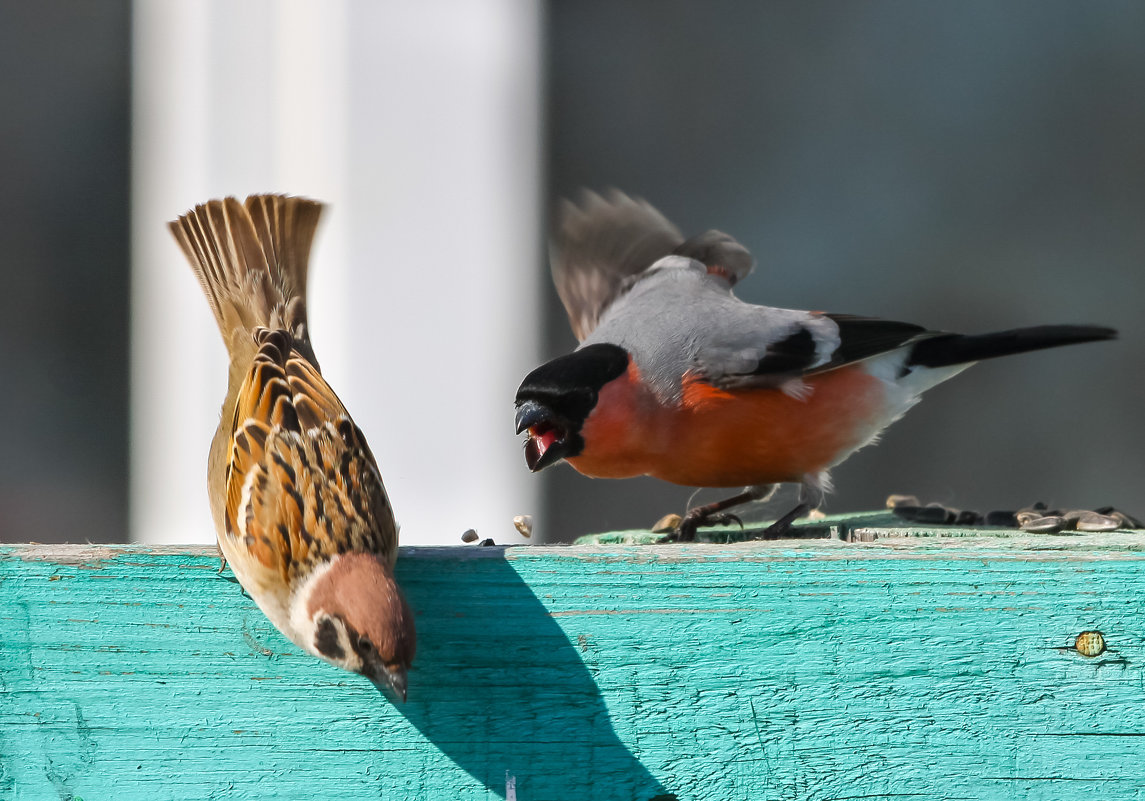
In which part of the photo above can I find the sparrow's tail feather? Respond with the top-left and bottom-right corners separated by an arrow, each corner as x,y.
169,194 -> 324,347
908,325 -> 1117,368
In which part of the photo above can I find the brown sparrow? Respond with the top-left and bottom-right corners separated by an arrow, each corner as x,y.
169,194 -> 415,699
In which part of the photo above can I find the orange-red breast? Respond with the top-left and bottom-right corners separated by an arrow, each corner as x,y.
169,194 -> 415,698
515,189 -> 1117,540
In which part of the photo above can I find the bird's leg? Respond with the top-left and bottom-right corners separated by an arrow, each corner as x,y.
217,547 -> 228,575
674,484 -> 775,542
757,502 -> 810,540
758,477 -> 826,539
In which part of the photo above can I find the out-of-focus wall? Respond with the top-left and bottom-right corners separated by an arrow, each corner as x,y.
542,1 -> 1145,540
132,0 -> 543,545
4,2 -> 1139,547
0,2 -> 130,543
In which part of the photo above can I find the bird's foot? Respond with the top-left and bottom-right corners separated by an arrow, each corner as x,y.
671,509 -> 743,542
670,517 -> 698,543
215,548 -> 248,596
216,567 -> 247,597
706,512 -> 744,530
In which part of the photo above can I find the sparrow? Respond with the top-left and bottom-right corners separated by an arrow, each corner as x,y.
169,194 -> 415,699
514,189 -> 1117,541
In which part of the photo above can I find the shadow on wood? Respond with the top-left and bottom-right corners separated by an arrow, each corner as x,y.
395,546 -> 671,799
0,545 -> 671,800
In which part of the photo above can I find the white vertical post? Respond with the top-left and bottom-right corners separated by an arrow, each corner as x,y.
341,0 -> 544,546
131,1 -> 542,545
131,1 -> 219,545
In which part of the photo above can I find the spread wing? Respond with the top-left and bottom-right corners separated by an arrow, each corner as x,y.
552,189 -> 753,341
695,312 -> 931,390
224,328 -> 397,585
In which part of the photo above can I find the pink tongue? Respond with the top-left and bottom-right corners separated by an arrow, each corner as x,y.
537,429 -> 560,455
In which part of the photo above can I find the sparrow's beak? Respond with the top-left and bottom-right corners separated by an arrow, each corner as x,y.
368,664 -> 408,703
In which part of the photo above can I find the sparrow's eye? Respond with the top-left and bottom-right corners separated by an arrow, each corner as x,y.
358,637 -> 374,654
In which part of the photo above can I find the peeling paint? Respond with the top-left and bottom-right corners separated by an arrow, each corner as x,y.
2,542 -> 1144,799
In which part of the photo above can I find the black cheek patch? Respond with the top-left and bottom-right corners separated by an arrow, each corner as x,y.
314,617 -> 345,660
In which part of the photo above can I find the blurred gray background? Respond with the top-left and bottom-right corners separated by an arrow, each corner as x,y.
0,1 -> 130,543
541,1 -> 1145,540
0,1 -> 1141,544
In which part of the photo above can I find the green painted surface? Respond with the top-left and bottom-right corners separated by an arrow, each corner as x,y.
2,532 -> 1145,800
573,509 -> 1136,544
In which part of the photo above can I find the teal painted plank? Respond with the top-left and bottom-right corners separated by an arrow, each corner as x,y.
2,537 -> 1145,800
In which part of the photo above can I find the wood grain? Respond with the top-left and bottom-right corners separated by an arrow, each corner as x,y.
2,532 -> 1144,800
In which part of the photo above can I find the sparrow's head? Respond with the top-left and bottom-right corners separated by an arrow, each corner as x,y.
514,343 -> 630,471
305,553 -> 416,701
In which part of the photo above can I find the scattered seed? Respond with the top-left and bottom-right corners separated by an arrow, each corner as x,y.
513,514 -> 533,538
1107,510 -> 1143,529
892,505 -> 951,524
1020,515 -> 1066,533
1073,511 -> 1121,532
955,510 -> 982,526
885,496 -> 1142,532
984,510 -> 1018,527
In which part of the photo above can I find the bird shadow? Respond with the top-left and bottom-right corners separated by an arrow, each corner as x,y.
391,546 -> 673,800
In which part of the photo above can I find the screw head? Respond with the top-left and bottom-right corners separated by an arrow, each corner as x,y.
1074,630 -> 1106,657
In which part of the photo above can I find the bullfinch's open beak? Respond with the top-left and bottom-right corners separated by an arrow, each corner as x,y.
515,399 -> 574,472
515,399 -> 549,435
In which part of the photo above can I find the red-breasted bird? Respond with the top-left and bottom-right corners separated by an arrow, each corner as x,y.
515,190 -> 1117,541
170,194 -> 415,698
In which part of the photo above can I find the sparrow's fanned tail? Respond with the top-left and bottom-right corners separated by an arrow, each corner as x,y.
907,325 -> 1117,369
168,194 -> 324,350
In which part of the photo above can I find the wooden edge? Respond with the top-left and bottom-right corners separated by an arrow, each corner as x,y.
5,532 -> 1145,565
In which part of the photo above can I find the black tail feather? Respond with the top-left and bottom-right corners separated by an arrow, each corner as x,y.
908,325 -> 1117,369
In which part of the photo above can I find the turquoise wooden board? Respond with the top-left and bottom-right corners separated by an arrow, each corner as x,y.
2,532 -> 1145,800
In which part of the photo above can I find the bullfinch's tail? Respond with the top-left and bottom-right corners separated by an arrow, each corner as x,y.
908,325 -> 1117,369
169,194 -> 323,351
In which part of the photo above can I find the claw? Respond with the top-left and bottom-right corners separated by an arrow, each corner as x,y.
672,509 -> 743,542
706,512 -> 744,530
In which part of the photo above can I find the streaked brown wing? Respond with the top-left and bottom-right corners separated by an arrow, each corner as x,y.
224,329 -> 397,585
